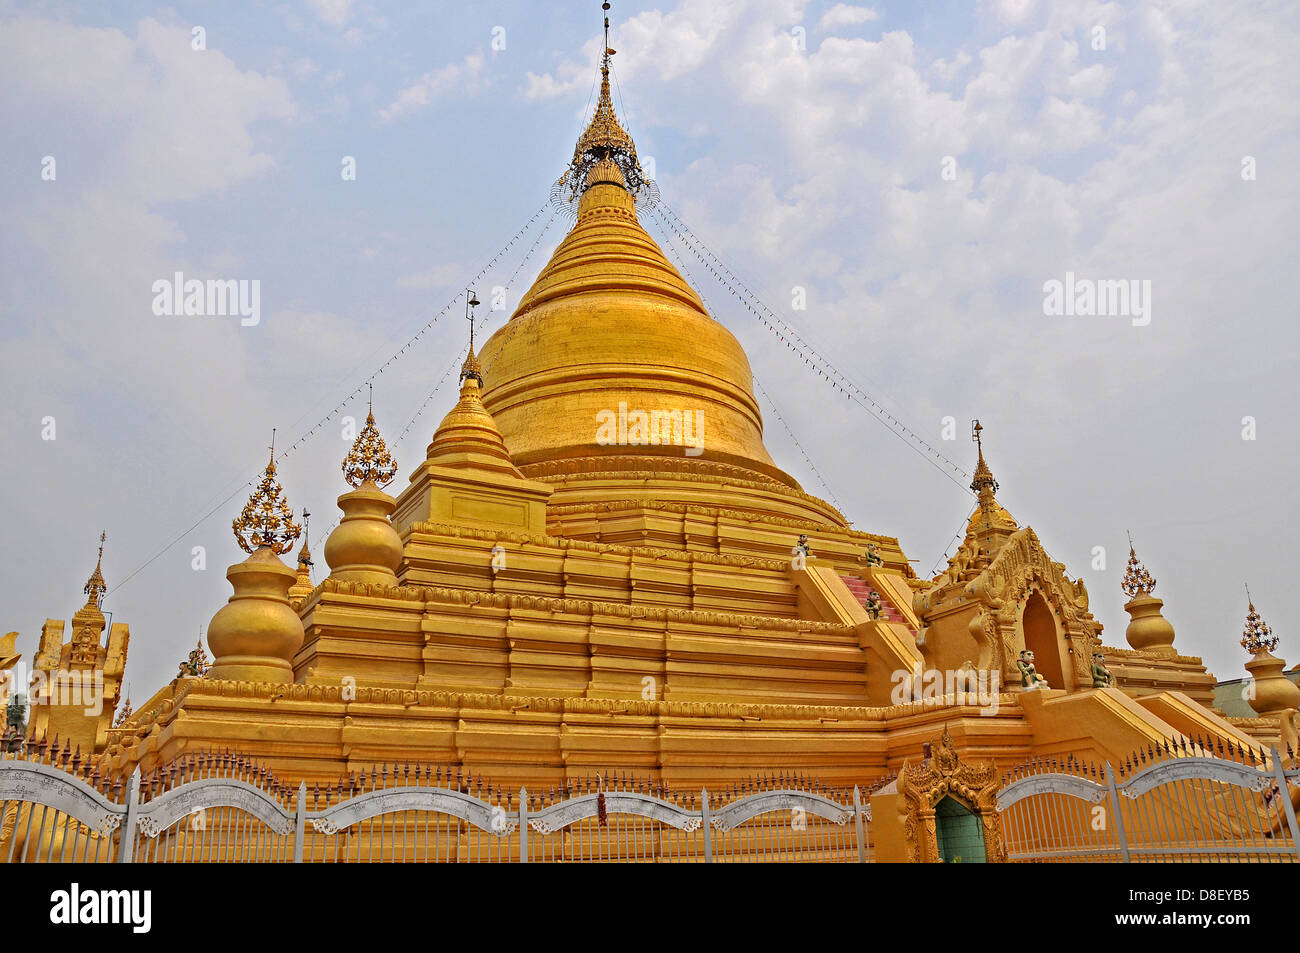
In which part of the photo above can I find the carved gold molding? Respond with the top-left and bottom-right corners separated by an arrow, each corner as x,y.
318,577 -> 853,635
409,519 -> 790,569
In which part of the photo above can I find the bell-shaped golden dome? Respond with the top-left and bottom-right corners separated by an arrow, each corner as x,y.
478,144 -> 795,491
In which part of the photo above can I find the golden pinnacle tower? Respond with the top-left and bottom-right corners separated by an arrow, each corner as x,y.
206,438 -> 304,682
25,4 -> 1271,824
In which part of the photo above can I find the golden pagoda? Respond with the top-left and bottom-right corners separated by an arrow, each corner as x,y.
19,6 -> 1271,804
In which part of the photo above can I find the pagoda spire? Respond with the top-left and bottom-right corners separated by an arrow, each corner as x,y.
970,420 -> 999,505
1121,533 -> 1176,656
1239,585 -> 1299,718
296,508 -> 313,570
559,1 -> 647,199
460,290 -> 484,387
83,530 -> 108,608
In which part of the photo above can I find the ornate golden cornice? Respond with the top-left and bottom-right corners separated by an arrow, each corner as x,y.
545,497 -> 877,538
1099,644 -> 1206,666
409,519 -> 791,570
150,676 -> 1009,723
319,577 -> 853,635
525,455 -> 851,519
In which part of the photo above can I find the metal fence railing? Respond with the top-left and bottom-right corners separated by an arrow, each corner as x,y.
0,741 -> 885,863
997,738 -> 1300,863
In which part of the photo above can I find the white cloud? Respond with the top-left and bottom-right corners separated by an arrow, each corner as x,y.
379,51 -> 487,121
819,4 -> 879,30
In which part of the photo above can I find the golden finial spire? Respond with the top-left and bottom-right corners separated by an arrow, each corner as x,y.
559,1 -> 646,200
342,400 -> 398,489
296,508 -> 313,569
83,530 -> 108,607
233,432 -> 302,555
1121,531 -> 1157,598
969,419 -> 998,502
460,290 -> 484,387
1241,584 -> 1277,655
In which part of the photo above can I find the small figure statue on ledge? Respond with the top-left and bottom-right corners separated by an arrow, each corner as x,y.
791,534 -> 814,570
865,542 -> 884,567
178,638 -> 211,678
1016,649 -> 1049,690
1091,652 -> 1114,688
864,590 -> 884,620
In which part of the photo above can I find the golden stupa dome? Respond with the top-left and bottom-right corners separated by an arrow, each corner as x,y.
477,57 -> 810,512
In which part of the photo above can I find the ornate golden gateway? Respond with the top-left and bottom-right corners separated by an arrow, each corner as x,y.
896,728 -> 1006,863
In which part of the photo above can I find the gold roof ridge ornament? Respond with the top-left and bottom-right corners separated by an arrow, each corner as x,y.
1241,584 -> 1277,655
233,430 -> 303,555
558,1 -> 648,201
342,387 -> 399,489
1121,531 -> 1156,598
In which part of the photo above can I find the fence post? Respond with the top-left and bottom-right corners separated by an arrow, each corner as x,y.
1104,763 -> 1130,863
292,781 -> 306,863
116,768 -> 140,864
1268,747 -> 1300,861
853,785 -> 867,863
700,789 -> 713,863
518,787 -> 529,863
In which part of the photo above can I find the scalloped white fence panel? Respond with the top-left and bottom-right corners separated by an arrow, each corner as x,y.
0,761 -> 873,863
996,748 -> 1300,863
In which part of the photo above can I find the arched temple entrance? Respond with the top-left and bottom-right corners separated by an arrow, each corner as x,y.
1021,589 -> 1067,689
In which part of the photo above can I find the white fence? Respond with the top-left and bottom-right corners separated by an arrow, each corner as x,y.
997,740 -> 1300,862
0,747 -> 880,863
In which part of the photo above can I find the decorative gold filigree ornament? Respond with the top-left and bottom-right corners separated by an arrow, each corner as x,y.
1241,585 -> 1277,655
1121,533 -> 1156,598
342,402 -> 398,489
233,437 -> 302,555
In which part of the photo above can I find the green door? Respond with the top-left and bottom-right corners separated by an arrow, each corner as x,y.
934,796 -> 987,863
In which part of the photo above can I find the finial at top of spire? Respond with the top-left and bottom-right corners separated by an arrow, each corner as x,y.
233,434 -> 302,555
342,403 -> 398,490
1121,534 -> 1157,599
559,0 -> 647,200
297,508 -> 313,568
969,419 -> 999,500
83,530 -> 108,606
1241,584 -> 1277,655
460,289 -> 485,387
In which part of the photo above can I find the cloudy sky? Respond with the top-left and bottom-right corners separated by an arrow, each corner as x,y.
1,0 -> 1296,698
